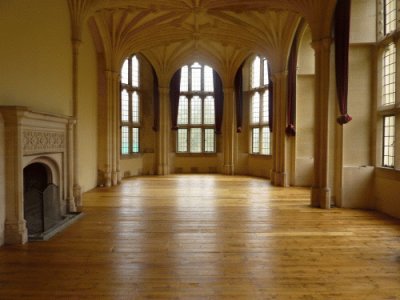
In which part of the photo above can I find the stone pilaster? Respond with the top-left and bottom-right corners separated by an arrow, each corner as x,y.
311,38 -> 332,209
157,87 -> 170,175
111,72 -> 120,186
71,39 -> 82,207
271,71 -> 288,187
2,108 -> 28,244
223,88 -> 235,175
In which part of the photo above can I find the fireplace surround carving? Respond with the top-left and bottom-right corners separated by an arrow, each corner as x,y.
0,106 -> 78,244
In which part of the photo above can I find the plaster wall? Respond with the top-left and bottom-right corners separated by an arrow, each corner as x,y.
120,154 -> 156,177
341,46 -> 374,208
0,0 -> 72,116
295,75 -> 315,186
342,166 -> 374,208
297,26 -> 315,76
350,0 -> 376,44
294,25 -> 314,187
344,46 -> 373,166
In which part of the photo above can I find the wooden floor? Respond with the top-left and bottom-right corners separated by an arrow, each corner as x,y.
1,175 -> 400,299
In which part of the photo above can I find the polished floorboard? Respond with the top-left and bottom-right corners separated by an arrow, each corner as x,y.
1,175 -> 400,299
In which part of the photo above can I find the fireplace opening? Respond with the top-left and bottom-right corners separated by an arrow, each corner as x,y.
23,163 -> 63,236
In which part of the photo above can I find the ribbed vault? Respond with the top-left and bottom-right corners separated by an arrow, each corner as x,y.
86,0 -> 336,83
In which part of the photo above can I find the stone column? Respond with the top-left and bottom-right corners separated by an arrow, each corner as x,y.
271,72 -> 288,187
311,38 -> 332,209
223,87 -> 235,175
111,72 -> 120,186
71,39 -> 82,207
3,108 -> 28,244
157,87 -> 170,175
104,70 -> 114,187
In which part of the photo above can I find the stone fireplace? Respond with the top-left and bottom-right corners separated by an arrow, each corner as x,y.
0,106 -> 79,244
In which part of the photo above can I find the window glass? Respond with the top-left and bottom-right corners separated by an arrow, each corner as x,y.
251,56 -> 261,89
132,56 -> 139,88
384,0 -> 396,35
204,66 -> 214,92
177,96 -> 188,125
204,96 -> 215,125
177,63 -> 217,153
190,128 -> 202,153
383,43 -> 396,106
250,56 -> 271,155
383,115 -> 396,167
180,66 -> 189,92
191,63 -> 202,91
120,55 -> 141,155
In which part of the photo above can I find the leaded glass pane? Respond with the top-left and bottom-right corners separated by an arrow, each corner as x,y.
180,66 -> 189,92
121,59 -> 129,84
384,0 -> 396,35
177,129 -> 188,152
132,56 -> 139,87
251,93 -> 260,123
252,128 -> 260,154
132,91 -> 139,123
262,91 -> 269,124
190,128 -> 202,153
383,115 -> 395,167
383,43 -> 396,106
177,96 -> 188,125
204,96 -> 215,125
190,96 -> 202,125
121,90 -> 129,122
121,126 -> 129,155
204,65 -> 214,92
132,128 -> 139,153
261,127 -> 270,155
252,56 -> 261,89
191,63 -> 201,91
204,129 -> 215,152
263,59 -> 269,86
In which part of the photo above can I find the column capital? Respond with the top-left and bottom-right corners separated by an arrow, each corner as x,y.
159,86 -> 170,95
105,69 -> 119,78
311,37 -> 332,52
71,39 -> 82,54
223,87 -> 234,93
271,71 -> 288,82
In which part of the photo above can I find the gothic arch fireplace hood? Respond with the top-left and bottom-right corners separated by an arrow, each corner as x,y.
0,106 -> 79,244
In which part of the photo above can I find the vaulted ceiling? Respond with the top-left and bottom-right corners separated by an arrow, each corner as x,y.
80,0 -> 337,85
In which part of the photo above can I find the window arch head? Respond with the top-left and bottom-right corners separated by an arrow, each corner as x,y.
179,62 -> 214,93
251,56 -> 269,89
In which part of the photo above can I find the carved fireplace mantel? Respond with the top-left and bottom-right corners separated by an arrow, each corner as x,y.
0,106 -> 78,244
